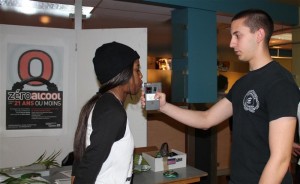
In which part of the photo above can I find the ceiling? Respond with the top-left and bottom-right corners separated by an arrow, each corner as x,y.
0,0 -> 296,57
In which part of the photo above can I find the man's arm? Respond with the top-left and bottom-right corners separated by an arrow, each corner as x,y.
155,92 -> 233,129
259,117 -> 297,184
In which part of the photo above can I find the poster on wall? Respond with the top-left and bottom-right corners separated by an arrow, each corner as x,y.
6,43 -> 63,130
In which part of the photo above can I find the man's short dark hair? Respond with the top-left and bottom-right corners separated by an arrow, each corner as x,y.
232,9 -> 274,45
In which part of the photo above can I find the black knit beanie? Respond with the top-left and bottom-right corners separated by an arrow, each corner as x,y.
93,41 -> 140,84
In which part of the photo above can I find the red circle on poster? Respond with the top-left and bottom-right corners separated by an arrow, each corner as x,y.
18,50 -> 53,86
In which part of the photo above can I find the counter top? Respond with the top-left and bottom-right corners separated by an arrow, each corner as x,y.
133,165 -> 207,184
44,165 -> 207,184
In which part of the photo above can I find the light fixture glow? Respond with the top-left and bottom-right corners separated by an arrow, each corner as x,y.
40,15 -> 51,24
271,33 -> 292,41
0,0 -> 93,18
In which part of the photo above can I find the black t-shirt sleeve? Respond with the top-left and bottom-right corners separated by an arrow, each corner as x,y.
73,94 -> 127,183
266,79 -> 300,121
226,88 -> 232,102
225,81 -> 234,103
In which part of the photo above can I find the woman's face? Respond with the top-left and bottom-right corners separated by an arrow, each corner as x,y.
129,59 -> 143,95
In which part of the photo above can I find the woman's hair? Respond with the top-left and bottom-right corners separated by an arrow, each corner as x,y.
232,9 -> 274,46
73,62 -> 134,161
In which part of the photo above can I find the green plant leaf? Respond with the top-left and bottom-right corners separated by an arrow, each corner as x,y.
0,172 -> 48,184
20,173 -> 41,179
1,177 -> 18,183
33,151 -> 46,163
0,150 -> 61,183
26,150 -> 61,169
0,172 -> 15,178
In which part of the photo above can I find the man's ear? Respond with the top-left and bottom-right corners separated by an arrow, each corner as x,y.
256,28 -> 265,43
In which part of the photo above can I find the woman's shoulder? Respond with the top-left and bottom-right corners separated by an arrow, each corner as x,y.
94,93 -> 126,116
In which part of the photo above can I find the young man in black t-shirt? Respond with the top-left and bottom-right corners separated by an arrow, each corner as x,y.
141,9 -> 300,183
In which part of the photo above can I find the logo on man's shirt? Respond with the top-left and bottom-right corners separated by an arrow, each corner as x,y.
243,90 -> 259,113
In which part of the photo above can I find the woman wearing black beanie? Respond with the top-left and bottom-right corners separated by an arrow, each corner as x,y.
72,42 -> 143,184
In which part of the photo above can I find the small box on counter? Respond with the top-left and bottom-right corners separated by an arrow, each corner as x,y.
142,149 -> 186,172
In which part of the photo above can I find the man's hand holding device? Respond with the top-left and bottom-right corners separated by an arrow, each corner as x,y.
143,82 -> 161,110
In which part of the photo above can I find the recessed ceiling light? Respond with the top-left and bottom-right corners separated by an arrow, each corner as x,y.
0,0 -> 93,18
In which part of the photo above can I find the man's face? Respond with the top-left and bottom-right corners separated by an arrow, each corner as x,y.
229,18 -> 258,62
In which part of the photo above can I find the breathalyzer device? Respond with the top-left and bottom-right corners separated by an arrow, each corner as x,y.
144,82 -> 161,110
